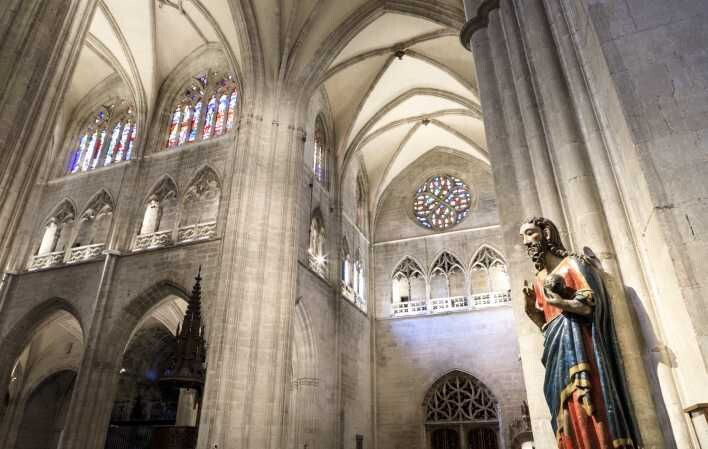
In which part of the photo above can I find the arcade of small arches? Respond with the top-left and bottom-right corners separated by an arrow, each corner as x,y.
390,246 -> 511,317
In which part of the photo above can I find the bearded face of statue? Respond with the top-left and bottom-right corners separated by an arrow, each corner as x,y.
520,222 -> 547,271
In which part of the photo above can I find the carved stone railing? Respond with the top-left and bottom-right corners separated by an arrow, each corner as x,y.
28,251 -> 64,271
176,221 -> 217,243
65,243 -> 105,264
392,299 -> 428,316
392,291 -> 511,317
134,229 -> 173,251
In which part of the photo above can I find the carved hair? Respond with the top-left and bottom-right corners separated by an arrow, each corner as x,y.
524,216 -> 568,259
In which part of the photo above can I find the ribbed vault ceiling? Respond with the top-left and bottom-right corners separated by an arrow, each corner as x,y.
320,11 -> 487,212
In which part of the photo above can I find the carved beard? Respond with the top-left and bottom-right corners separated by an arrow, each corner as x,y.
527,240 -> 547,272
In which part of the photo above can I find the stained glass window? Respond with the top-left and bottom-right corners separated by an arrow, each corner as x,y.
313,115 -> 327,185
165,70 -> 238,150
412,175 -> 471,231
66,102 -> 136,175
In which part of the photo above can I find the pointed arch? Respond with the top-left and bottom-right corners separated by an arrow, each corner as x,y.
177,166 -> 221,243
430,251 -> 465,300
341,237 -> 352,288
72,189 -> 115,250
29,200 -> 77,269
134,177 -> 178,250
470,245 -> 510,294
423,369 -> 499,424
313,113 -> 329,187
391,256 -> 426,307
0,298 -> 84,415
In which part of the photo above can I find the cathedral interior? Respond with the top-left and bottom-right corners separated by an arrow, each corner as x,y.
0,0 -> 706,448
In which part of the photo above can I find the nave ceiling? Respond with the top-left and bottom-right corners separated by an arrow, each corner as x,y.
64,0 -> 488,223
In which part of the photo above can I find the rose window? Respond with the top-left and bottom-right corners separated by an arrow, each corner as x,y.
413,175 -> 471,230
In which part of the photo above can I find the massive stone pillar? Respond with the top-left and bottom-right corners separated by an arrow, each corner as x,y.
0,0 -> 97,271
195,90 -> 305,449
462,0 -> 670,447
57,253 -> 121,448
462,4 -> 556,446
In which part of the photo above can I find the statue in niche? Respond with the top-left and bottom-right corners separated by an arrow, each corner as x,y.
520,217 -> 640,449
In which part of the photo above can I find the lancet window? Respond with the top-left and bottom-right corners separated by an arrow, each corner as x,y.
430,252 -> 465,299
308,211 -> 327,277
135,177 -> 178,250
392,257 -> 425,303
341,238 -> 352,288
313,115 -> 328,186
178,167 -> 220,242
353,250 -> 365,303
470,246 -> 510,294
59,190 -> 115,264
166,70 -> 238,149
356,173 -> 367,229
37,201 -> 76,256
29,200 -> 76,270
67,101 -> 136,174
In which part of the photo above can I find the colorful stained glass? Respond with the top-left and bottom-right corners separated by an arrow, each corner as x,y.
202,96 -> 217,140
412,175 -> 471,231
82,132 -> 98,172
226,91 -> 238,129
188,101 -> 202,142
71,134 -> 89,173
115,122 -> 131,162
126,125 -> 136,160
214,94 -> 228,136
167,107 -> 181,148
104,123 -> 122,166
90,130 -> 107,169
178,106 -> 192,145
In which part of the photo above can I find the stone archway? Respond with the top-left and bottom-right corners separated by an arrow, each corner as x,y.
423,371 -> 500,449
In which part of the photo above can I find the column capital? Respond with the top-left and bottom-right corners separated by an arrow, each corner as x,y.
459,0 -> 500,50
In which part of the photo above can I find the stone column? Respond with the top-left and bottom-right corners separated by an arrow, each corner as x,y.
510,0 -> 665,446
58,252 -> 120,448
0,0 -> 97,272
196,91 -> 305,449
541,1 -> 693,446
462,5 -> 556,446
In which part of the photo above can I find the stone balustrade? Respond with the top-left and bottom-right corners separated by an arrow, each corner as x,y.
65,243 -> 105,264
134,230 -> 173,251
28,251 -> 65,271
176,221 -> 217,243
392,291 -> 511,317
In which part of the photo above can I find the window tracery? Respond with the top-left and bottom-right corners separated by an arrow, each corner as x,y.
178,167 -> 220,242
425,372 -> 498,424
67,101 -> 136,174
135,177 -> 178,250
353,250 -> 365,305
470,246 -> 510,293
413,175 -> 471,231
430,252 -> 465,299
166,70 -> 238,149
66,191 -> 114,264
392,257 -> 425,304
308,211 -> 327,277
313,115 -> 328,186
30,200 -> 76,270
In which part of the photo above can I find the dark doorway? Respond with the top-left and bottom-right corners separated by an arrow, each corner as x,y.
468,427 -> 497,449
432,428 -> 459,449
